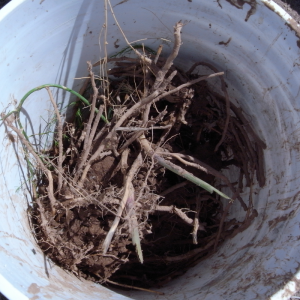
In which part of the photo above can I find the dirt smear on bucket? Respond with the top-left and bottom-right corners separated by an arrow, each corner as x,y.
218,0 -> 257,21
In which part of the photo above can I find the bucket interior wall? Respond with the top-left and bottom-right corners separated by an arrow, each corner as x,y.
0,0 -> 300,299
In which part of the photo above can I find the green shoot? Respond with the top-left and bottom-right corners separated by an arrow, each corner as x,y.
1,84 -> 109,134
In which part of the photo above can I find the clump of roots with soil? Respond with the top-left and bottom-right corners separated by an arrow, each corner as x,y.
2,20 -> 265,293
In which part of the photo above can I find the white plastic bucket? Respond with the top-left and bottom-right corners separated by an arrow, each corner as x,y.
1,0 -> 300,299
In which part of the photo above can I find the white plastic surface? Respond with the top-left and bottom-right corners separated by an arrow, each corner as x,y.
0,0 -> 300,299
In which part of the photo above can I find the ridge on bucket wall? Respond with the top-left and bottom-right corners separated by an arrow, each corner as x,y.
0,0 -> 300,299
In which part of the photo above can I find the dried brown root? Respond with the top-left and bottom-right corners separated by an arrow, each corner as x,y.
102,153 -> 143,255
152,22 -> 183,91
187,61 -> 230,152
3,16 -> 266,290
192,194 -> 202,244
154,205 -> 205,231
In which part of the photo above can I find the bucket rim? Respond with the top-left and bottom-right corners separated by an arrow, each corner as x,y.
0,1 -> 299,299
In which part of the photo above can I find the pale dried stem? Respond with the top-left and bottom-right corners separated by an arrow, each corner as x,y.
76,123 -> 87,148
86,104 -> 104,148
102,153 -> 143,254
73,62 -> 105,183
155,204 -> 205,234
104,0 -> 109,91
142,103 -> 151,125
141,59 -> 152,126
73,63 -> 99,172
192,218 -> 199,245
120,148 -> 130,175
142,67 -> 174,126
113,72 -> 224,134
107,0 -> 152,64
126,183 -> 143,263
46,87 -> 63,191
5,119 -> 57,214
158,152 -> 208,173
117,111 -> 169,153
152,22 -> 183,91
154,205 -> 194,226
78,70 -> 223,186
116,125 -> 171,132
142,45 -> 151,97
36,198 -> 57,245
154,44 -> 163,65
